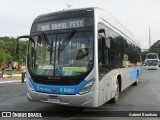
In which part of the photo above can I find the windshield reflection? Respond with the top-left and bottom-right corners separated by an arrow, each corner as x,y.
28,31 -> 94,77
147,60 -> 158,66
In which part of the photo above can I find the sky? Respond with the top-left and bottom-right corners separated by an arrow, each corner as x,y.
0,0 -> 160,49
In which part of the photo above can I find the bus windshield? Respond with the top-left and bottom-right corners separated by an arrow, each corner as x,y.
28,31 -> 94,77
147,54 -> 158,59
147,60 -> 158,66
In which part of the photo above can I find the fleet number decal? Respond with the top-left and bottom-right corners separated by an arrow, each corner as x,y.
60,88 -> 74,93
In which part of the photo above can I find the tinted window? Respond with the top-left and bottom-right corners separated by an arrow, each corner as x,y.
98,23 -> 141,69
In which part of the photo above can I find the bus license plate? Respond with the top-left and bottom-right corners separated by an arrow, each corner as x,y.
48,97 -> 60,103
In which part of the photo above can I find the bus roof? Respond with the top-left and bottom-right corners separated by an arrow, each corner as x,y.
33,7 -> 140,47
146,53 -> 158,55
33,7 -> 95,23
94,8 -> 140,47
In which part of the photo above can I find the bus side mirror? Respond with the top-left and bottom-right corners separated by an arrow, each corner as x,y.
98,29 -> 106,37
98,29 -> 105,34
16,35 -> 29,54
98,29 -> 110,48
16,35 -> 35,54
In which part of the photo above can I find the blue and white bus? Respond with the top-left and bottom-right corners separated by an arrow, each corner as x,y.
17,7 -> 142,107
146,53 -> 159,70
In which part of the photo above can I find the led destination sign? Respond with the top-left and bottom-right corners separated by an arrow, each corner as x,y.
37,19 -> 84,31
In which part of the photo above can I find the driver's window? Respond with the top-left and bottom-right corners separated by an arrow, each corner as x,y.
98,36 -> 109,67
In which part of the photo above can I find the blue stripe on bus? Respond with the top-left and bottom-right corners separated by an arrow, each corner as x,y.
138,68 -> 142,75
29,78 -> 87,95
130,70 -> 137,80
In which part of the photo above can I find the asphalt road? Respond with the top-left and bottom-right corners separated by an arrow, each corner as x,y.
0,68 -> 160,120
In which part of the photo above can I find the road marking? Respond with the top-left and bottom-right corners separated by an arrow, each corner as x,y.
0,80 -> 21,84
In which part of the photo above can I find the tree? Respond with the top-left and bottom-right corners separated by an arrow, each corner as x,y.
141,50 -> 149,61
149,40 -> 160,59
0,37 -> 28,66
141,40 -> 160,62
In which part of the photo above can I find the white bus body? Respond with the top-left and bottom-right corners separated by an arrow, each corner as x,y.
146,53 -> 159,70
19,8 -> 142,107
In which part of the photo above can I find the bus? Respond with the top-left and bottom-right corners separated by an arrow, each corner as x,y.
146,53 -> 159,70
17,7 -> 142,107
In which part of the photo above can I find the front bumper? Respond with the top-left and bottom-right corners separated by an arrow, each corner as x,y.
27,89 -> 99,107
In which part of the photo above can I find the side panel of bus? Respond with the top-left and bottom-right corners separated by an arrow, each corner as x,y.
96,10 -> 141,106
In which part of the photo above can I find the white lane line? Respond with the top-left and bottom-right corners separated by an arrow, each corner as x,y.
0,80 -> 21,84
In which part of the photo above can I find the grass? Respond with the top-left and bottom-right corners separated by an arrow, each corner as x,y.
4,70 -> 21,75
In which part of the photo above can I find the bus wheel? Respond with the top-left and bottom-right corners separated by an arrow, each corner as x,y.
111,80 -> 119,103
133,76 -> 139,86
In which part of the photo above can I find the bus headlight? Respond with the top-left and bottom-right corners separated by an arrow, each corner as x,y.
78,78 -> 95,95
27,80 -> 35,91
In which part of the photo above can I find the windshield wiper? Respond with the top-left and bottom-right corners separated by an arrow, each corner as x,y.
41,32 -> 51,51
58,29 -> 76,52
57,29 -> 76,64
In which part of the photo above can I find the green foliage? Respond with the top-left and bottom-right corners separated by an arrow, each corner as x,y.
5,70 -> 21,75
149,40 -> 160,58
0,37 -> 28,65
141,40 -> 160,61
141,50 -> 149,61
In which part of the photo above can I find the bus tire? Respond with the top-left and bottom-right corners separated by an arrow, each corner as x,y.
111,80 -> 119,103
133,77 -> 138,86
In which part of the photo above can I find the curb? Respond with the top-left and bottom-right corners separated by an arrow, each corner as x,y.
3,74 -> 21,78
0,80 -> 21,84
